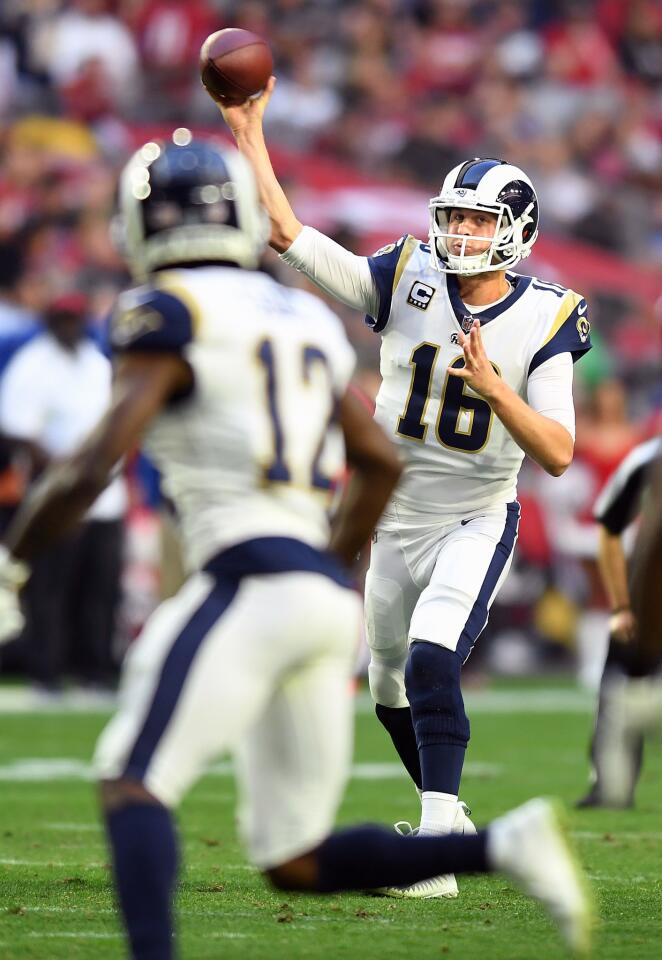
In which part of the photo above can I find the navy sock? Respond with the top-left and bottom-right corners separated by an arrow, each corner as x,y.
406,643 -> 469,794
420,742 -> 466,795
375,703 -> 422,789
315,824 -> 489,892
105,803 -> 179,960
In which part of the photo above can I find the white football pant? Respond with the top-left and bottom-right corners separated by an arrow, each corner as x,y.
94,569 -> 361,868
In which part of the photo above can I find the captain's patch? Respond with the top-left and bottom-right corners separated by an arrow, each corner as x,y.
407,281 -> 436,310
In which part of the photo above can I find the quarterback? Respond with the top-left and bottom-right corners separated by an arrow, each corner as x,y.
0,138 -> 592,955
218,78 -> 592,900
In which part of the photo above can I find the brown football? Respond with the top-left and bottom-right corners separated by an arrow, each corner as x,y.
200,28 -> 273,104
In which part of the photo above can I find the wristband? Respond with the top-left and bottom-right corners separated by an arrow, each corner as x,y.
610,605 -> 631,615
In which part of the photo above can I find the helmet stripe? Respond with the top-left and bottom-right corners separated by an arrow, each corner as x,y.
455,158 -> 506,189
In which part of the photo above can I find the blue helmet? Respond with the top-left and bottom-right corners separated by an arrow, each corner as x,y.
118,130 -> 269,278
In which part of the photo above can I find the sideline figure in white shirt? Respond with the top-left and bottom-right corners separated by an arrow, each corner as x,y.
216,78 -> 592,901
0,294 -> 127,692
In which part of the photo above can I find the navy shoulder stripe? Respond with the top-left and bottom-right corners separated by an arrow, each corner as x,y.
365,236 -> 413,334
112,286 -> 194,354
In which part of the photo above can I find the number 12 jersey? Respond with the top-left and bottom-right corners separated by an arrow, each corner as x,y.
111,266 -> 355,571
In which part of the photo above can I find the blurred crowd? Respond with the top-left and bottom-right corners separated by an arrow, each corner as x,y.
0,0 -> 660,691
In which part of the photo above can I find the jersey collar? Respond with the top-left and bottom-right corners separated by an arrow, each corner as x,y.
446,273 -> 532,329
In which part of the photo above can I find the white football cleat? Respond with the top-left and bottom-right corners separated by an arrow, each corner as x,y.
453,800 -> 477,835
378,801 -> 475,900
488,798 -> 593,956
381,872 -> 458,899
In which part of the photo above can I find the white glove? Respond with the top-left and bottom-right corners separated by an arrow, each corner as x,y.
0,545 -> 29,647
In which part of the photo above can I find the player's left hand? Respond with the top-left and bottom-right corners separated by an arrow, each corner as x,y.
448,320 -> 502,400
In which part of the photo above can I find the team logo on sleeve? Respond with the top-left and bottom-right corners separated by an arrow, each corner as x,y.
113,305 -> 164,346
407,281 -> 436,310
371,236 -> 404,258
576,302 -> 590,343
372,242 -> 396,257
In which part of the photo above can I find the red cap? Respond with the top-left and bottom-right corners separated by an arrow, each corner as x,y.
48,291 -> 89,314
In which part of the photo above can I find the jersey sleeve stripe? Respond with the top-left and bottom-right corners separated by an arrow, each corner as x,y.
153,271 -> 203,335
528,293 -> 591,376
366,235 -> 416,334
392,235 -> 419,298
541,291 -> 582,348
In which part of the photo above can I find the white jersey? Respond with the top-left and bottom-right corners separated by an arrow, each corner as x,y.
111,266 -> 355,570
281,228 -> 591,519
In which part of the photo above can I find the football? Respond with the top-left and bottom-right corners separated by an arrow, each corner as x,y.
200,28 -> 273,104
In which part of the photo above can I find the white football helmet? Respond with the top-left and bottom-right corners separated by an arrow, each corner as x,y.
117,131 -> 269,279
428,158 -> 539,274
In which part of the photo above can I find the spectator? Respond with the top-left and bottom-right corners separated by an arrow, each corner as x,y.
0,292 -> 127,695
39,0 -> 139,112
0,239 -> 39,340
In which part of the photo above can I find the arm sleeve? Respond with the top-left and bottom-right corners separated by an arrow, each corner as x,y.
111,286 -> 194,354
279,226 -> 379,318
528,292 -> 592,375
526,351 -> 576,439
593,438 -> 662,534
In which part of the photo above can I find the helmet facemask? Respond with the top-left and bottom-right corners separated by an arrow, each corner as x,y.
427,162 -> 539,275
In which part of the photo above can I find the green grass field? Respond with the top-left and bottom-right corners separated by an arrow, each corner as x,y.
1,682 -> 661,959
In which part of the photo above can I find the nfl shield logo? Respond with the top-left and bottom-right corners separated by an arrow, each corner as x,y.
461,314 -> 474,333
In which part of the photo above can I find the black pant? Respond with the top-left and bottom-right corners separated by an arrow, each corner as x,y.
21,519 -> 124,688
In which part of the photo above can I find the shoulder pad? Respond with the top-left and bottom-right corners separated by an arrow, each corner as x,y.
365,235 -> 420,333
528,290 -> 591,375
112,285 -> 194,354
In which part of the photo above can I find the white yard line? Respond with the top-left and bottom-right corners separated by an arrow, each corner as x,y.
572,831 -> 662,842
0,686 -> 595,715
27,932 -> 123,940
17,907 -> 115,914
43,822 -> 101,831
0,759 -> 95,781
586,874 -> 659,884
0,858 -> 106,868
207,932 -> 255,939
1,757 -> 501,782
354,688 -> 595,714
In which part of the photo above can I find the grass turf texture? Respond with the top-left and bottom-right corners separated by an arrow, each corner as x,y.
1,682 -> 661,959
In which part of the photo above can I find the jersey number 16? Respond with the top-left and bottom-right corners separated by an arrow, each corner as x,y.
397,342 -> 499,454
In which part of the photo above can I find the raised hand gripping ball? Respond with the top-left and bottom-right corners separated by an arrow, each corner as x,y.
200,28 -> 273,104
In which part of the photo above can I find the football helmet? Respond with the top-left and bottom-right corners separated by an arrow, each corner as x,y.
118,131 -> 269,278
428,158 -> 539,274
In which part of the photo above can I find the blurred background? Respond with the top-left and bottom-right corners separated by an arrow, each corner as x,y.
0,0 -> 660,699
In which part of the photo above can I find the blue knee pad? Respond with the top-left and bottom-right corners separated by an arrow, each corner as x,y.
405,642 -> 470,748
